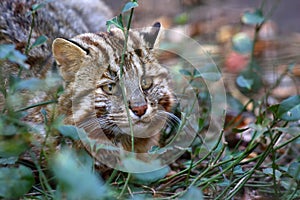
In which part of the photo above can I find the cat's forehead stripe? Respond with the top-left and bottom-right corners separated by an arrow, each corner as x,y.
80,35 -> 109,61
76,33 -> 118,68
73,30 -> 165,80
128,31 -> 142,49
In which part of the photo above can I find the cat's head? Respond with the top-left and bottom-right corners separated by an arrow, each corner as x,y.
52,22 -> 176,140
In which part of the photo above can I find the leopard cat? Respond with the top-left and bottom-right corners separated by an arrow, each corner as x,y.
52,22 -> 178,167
0,0 -> 178,168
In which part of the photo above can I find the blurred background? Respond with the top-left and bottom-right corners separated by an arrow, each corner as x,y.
104,0 -> 300,100
104,0 -> 300,34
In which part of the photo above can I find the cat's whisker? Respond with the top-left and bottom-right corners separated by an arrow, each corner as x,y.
108,116 -> 128,120
156,110 -> 181,127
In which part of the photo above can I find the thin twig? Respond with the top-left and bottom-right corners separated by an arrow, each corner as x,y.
16,99 -> 57,112
117,4 -> 136,199
118,7 -> 135,153
118,173 -> 132,199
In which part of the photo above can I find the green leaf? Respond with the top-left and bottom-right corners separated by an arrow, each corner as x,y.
123,156 -> 166,174
52,149 -> 108,199
233,165 -> 244,175
131,166 -> 170,184
218,179 -> 230,187
280,177 -> 296,190
9,50 -> 28,68
0,44 -> 15,59
148,146 -> 173,155
122,1 -> 139,13
31,2 -> 46,11
232,33 -> 253,54
77,129 -> 120,152
179,69 -> 192,76
26,0 -> 53,16
179,187 -> 203,200
56,125 -> 81,140
242,10 -> 264,25
14,78 -> 45,91
226,93 -> 244,113
198,117 -> 205,132
287,162 -> 300,181
277,95 -> 300,121
193,145 -> 202,156
275,127 -> 300,137
30,35 -> 48,50
263,168 -> 282,180
268,104 -> 279,115
236,75 -> 253,90
0,166 -> 34,199
0,157 -> 18,165
288,63 -> 296,72
106,15 -> 124,32
8,75 -> 21,90
174,12 -> 189,25
148,145 -> 160,154
193,64 -> 222,81
76,150 -> 94,170
0,135 -> 30,157
236,68 -> 262,95
0,44 -> 29,69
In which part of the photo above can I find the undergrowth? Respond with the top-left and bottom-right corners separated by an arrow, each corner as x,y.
0,0 -> 299,199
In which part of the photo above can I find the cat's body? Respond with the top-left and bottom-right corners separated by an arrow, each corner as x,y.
0,0 -> 112,124
52,23 -> 176,165
0,0 -> 112,78
1,0 -> 176,167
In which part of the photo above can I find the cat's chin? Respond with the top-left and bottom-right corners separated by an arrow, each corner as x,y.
118,118 -> 166,138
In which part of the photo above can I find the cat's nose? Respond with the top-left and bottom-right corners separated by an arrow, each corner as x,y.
130,104 -> 147,117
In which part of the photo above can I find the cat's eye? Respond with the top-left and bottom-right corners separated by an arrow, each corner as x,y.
141,77 -> 153,90
102,83 -> 118,95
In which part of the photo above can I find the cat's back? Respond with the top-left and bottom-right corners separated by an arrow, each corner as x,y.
0,0 -> 112,77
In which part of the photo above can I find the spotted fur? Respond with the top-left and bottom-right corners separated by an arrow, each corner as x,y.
52,23 -> 176,163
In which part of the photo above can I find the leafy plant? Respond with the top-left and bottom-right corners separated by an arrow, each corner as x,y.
0,165 -> 34,199
0,1 -> 60,199
25,0 -> 49,55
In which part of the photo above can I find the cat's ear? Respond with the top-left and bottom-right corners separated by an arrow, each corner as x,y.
52,38 -> 88,80
141,22 -> 162,49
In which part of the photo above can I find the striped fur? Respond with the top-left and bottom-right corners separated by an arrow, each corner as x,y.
52,23 -> 176,162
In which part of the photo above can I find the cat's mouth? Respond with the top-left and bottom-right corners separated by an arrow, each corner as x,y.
117,113 -> 167,138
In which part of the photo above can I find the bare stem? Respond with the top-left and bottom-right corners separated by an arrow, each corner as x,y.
16,99 -> 57,112
117,5 -> 136,199
118,7 -> 135,154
